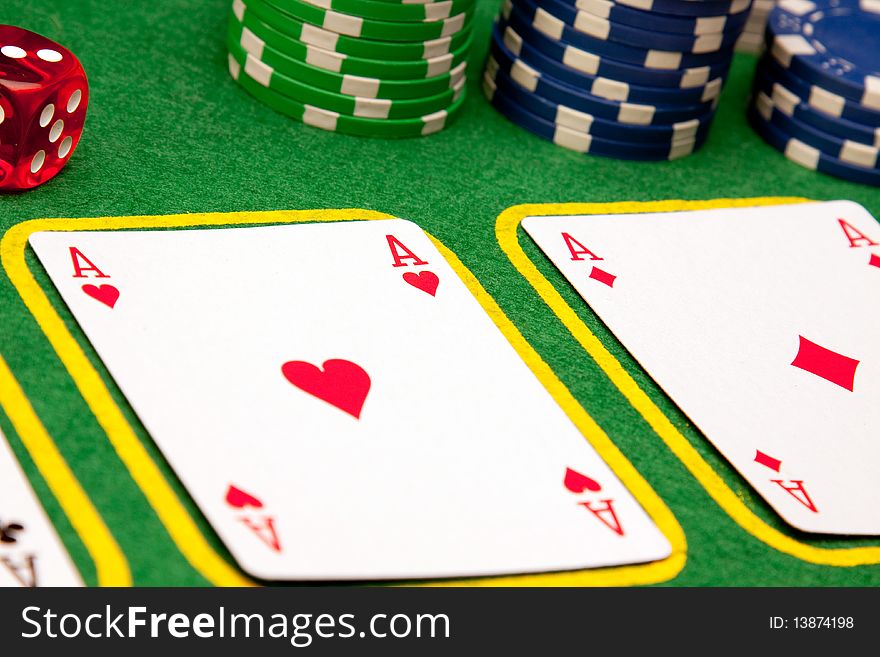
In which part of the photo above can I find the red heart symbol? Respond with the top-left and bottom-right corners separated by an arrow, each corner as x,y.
82,284 -> 119,308
225,485 -> 263,509
281,358 -> 371,419
402,270 -> 439,297
564,467 -> 602,494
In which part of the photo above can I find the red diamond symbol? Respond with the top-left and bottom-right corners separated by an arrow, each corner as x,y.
754,450 -> 781,472
589,266 -> 616,288
869,253 -> 880,269
791,336 -> 859,391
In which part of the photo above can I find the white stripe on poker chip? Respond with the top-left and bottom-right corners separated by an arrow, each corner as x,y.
864,76 -> 880,111
702,78 -> 722,102
645,50 -> 682,70
441,13 -> 466,37
503,25 -> 523,55
841,140 -> 879,167
354,97 -> 391,119
244,54 -> 273,86
693,33 -> 723,53
784,137 -> 821,169
562,45 -> 600,76
614,0 -> 653,11
449,61 -> 468,85
240,27 -> 265,59
301,22 -> 341,50
770,83 -> 800,116
668,139 -> 695,159
672,118 -> 700,140
233,0 -> 246,22
425,53 -> 454,77
573,11 -> 611,40
228,53 -> 241,80
592,77 -> 631,101
779,0 -> 815,16
482,75 -> 497,100
304,104 -> 339,130
617,102 -> 655,125
808,84 -> 846,117
341,74 -> 380,97
426,2 -> 454,21
681,67 -> 711,89
553,125 -> 593,153
731,0 -> 751,12
695,17 -> 727,35
556,105 -> 594,132
755,90 -> 775,120
771,34 -> 816,68
305,0 -> 333,8
323,10 -> 363,37
421,109 -> 448,135
486,54 -> 500,78
422,36 -> 454,59
305,45 -> 346,73
534,8 -> 567,41
575,0 -> 611,19
510,58 -> 541,93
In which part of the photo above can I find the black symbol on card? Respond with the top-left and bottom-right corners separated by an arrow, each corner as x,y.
0,520 -> 25,544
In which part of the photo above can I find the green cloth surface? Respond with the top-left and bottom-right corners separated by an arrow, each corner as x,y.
0,0 -> 878,586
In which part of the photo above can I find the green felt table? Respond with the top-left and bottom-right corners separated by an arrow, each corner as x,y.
0,0 -> 878,587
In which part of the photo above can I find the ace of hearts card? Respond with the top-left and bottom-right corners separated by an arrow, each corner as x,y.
29,218 -> 671,580
524,200 -> 880,536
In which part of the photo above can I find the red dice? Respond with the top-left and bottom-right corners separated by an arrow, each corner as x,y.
0,25 -> 88,191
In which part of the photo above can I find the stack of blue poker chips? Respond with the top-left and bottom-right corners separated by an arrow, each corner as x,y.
749,0 -> 880,186
481,0 -> 753,160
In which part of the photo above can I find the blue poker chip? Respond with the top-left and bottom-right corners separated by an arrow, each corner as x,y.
500,8 -> 732,89
752,66 -> 880,148
506,0 -> 734,69
748,106 -> 880,185
485,64 -> 716,143
484,74 -> 709,159
759,55 -> 880,128
552,0 -> 751,35
580,0 -> 753,19
488,31 -> 719,125
752,90 -> 880,168
767,0 -> 880,110
534,0 -> 743,53
496,21 -> 727,105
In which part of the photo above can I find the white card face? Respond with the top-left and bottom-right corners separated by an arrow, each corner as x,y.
30,219 -> 670,580
0,428 -> 83,587
524,200 -> 880,536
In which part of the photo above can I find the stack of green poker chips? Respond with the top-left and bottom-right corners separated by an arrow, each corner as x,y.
227,0 -> 475,137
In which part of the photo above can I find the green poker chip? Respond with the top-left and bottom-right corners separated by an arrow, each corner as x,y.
227,37 -> 465,119
228,52 -> 466,137
232,10 -> 472,86
238,0 -> 473,61
229,18 -> 468,101
262,0 -> 473,42
293,0 -> 476,23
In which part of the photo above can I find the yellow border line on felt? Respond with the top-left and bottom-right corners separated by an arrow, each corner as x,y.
0,353 -> 130,585
497,197 -> 880,567
3,208 -> 685,587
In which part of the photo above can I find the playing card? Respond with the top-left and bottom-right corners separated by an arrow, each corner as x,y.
523,200 -> 880,536
0,427 -> 83,587
29,219 -> 670,580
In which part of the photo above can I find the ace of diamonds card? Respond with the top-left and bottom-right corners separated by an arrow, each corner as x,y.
523,200 -> 880,536
29,219 -> 671,580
